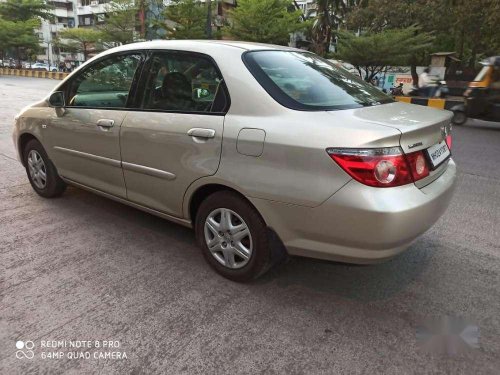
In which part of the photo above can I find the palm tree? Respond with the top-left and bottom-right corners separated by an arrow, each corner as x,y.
310,0 -> 363,55
310,0 -> 344,55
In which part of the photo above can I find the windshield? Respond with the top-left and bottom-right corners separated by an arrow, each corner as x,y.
473,66 -> 490,82
243,51 -> 392,111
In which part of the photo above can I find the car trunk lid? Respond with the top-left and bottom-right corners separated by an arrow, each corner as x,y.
327,101 -> 453,188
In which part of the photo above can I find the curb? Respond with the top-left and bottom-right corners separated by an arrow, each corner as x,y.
0,68 -> 69,80
394,96 -> 462,110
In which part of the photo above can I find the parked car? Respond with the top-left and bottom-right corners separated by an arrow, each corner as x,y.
13,41 -> 456,281
30,62 -> 58,72
2,60 -> 16,68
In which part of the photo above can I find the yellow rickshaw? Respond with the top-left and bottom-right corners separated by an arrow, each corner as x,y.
452,56 -> 500,124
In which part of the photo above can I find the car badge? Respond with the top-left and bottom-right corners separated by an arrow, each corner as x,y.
408,142 -> 423,149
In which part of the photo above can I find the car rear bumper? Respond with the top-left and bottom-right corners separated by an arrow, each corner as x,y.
250,159 -> 456,264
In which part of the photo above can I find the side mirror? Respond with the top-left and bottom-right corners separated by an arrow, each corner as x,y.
48,91 -> 65,108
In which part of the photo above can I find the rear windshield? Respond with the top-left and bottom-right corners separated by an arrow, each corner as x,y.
243,50 -> 393,111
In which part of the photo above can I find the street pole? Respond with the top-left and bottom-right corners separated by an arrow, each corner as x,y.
206,0 -> 212,39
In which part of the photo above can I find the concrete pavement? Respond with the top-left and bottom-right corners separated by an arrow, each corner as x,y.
1,76 -> 499,374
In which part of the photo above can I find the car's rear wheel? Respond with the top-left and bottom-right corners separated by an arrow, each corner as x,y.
452,110 -> 467,125
23,139 -> 66,198
195,191 -> 271,282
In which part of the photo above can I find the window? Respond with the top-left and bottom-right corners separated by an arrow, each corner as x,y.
141,52 -> 228,113
78,15 -> 93,25
243,51 -> 393,111
67,53 -> 142,108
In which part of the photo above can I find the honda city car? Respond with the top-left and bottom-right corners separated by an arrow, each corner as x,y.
13,41 -> 456,281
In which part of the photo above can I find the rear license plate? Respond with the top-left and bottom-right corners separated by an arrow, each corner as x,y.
426,140 -> 450,168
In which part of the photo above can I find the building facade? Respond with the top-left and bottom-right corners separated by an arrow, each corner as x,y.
36,0 -> 116,65
37,0 -> 79,65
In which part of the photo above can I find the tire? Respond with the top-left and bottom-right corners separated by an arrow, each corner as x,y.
23,139 -> 66,198
195,191 -> 271,282
452,110 -> 467,125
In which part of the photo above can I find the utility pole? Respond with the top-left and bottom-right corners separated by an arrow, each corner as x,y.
206,0 -> 212,39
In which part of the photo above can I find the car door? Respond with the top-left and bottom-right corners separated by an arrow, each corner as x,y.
47,52 -> 144,198
120,51 -> 229,217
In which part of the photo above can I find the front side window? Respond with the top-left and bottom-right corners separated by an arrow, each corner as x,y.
67,53 -> 142,108
244,51 -> 393,111
141,52 -> 227,113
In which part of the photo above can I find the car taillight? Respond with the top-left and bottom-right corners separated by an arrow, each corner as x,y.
445,134 -> 452,150
405,151 -> 429,181
326,147 -> 430,188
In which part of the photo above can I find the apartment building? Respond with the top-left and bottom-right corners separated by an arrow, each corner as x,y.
77,0 -> 110,28
37,0 -> 114,64
37,0 -> 79,65
35,0 -> 288,65
294,0 -> 316,16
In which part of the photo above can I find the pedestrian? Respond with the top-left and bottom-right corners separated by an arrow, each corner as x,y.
418,67 -> 435,97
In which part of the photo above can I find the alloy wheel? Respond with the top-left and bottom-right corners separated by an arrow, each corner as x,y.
27,149 -> 47,189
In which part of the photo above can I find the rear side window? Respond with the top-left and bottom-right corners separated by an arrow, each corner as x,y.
67,53 -> 142,108
243,50 -> 393,111
140,52 -> 228,113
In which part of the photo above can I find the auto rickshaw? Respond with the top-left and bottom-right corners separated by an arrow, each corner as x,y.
452,56 -> 500,124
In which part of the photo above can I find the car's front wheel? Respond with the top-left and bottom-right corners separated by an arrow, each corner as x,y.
195,191 -> 271,282
23,139 -> 66,198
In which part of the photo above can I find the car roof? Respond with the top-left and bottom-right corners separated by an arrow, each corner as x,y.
106,39 -> 301,53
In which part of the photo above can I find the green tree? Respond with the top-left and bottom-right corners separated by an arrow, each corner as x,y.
444,0 -> 500,67
98,0 -> 138,45
0,0 -> 53,22
0,0 -> 53,66
58,28 -> 103,61
335,26 -> 434,82
0,18 -> 41,67
310,0 -> 350,55
160,0 -> 208,40
345,0 -> 500,77
0,19 -> 41,65
346,0 -> 452,85
225,0 -> 305,45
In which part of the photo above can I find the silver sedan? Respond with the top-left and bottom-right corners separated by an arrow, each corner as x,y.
13,41 -> 456,281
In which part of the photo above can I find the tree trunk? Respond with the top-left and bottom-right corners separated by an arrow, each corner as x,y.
469,28 -> 481,68
16,47 -> 21,69
83,42 -> 88,61
411,64 -> 418,87
324,25 -> 332,55
206,0 -> 212,39
457,27 -> 465,61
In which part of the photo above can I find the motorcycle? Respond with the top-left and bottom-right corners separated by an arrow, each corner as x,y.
390,83 -> 404,96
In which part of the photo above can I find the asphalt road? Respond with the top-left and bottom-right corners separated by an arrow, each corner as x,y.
1,76 -> 499,374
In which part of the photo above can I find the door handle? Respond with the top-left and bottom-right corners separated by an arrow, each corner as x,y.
187,128 -> 215,139
97,119 -> 115,129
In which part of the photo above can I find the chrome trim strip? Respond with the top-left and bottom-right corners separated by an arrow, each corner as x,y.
53,146 -> 121,168
326,147 -> 402,156
122,161 -> 176,181
60,177 -> 192,228
53,147 -> 176,180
